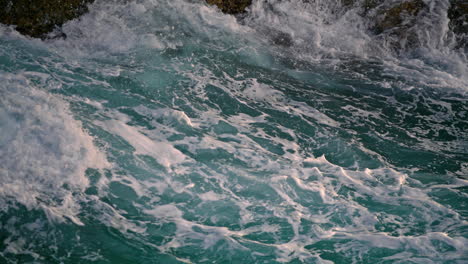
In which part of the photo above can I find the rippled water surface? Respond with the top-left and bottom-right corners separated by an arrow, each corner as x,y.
0,0 -> 467,263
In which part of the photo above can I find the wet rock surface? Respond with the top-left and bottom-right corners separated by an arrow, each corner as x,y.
448,0 -> 468,35
372,0 -> 425,34
448,0 -> 468,48
0,0 -> 94,38
205,0 -> 252,14
368,0 -> 427,50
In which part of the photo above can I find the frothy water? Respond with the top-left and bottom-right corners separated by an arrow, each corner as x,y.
0,0 -> 467,263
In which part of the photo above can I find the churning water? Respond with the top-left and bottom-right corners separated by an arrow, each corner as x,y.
0,0 -> 467,263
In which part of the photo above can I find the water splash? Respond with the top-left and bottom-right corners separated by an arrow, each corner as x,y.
0,0 -> 466,263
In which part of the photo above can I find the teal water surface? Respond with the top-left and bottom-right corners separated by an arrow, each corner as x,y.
0,0 -> 467,263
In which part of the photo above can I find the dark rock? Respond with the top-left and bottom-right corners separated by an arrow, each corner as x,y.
272,31 -> 293,47
205,0 -> 252,14
338,0 -> 425,50
360,0 -> 384,14
0,0 -> 94,39
373,0 -> 425,35
448,0 -> 468,36
340,0 -> 382,12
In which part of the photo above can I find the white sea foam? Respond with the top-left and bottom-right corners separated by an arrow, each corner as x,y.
122,94 -> 467,262
98,118 -> 186,169
0,0 -> 466,262
0,72 -> 109,224
244,0 -> 468,91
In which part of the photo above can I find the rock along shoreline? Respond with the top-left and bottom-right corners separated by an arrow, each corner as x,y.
0,0 -> 465,48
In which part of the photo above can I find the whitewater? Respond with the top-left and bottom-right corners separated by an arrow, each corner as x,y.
0,0 -> 467,263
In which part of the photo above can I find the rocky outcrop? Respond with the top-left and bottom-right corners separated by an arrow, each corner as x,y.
339,0 -> 426,32
372,0 -> 425,34
206,0 -> 427,34
205,0 -> 252,14
368,0 -> 427,50
204,0 -> 468,50
0,0 -> 94,38
206,0 -> 428,49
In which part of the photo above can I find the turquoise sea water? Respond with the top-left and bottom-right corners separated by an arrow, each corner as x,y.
0,0 -> 467,263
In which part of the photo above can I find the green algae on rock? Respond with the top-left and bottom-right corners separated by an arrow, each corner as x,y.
206,0 -> 252,14
0,0 -> 94,38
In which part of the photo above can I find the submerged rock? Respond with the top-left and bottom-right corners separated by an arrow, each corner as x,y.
448,0 -> 468,49
0,0 -> 94,38
448,0 -> 468,36
205,0 -> 252,14
271,30 -> 293,47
